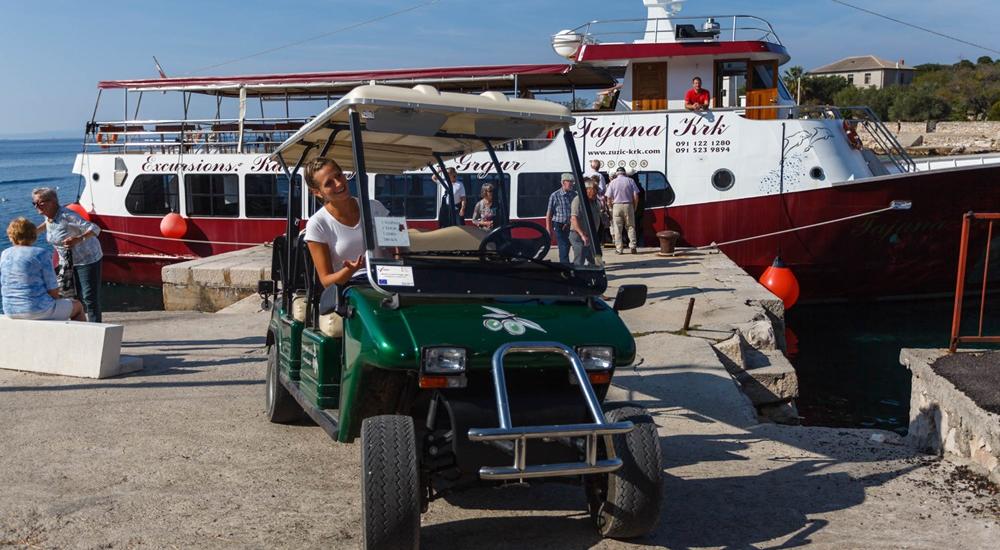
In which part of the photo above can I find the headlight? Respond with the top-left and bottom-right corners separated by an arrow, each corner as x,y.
422,347 -> 466,374
577,346 -> 614,371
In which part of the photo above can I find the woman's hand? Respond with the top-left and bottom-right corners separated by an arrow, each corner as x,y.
343,255 -> 365,273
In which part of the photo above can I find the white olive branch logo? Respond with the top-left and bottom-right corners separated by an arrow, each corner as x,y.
482,306 -> 547,336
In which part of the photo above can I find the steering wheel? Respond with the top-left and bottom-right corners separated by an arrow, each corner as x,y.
478,221 -> 551,263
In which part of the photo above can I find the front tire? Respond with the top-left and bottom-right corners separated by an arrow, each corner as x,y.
361,415 -> 420,550
586,404 -> 663,539
265,343 -> 301,423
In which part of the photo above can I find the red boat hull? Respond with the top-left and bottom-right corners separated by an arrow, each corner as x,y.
650,164 -> 1000,301
95,164 -> 1000,301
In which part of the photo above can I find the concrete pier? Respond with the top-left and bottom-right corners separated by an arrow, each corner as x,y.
162,244 -> 271,311
902,348 -> 1000,485
2,250 -> 998,547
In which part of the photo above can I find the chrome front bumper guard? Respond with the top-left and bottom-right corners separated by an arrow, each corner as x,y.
467,342 -> 633,481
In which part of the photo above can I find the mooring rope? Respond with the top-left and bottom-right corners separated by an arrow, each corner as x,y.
697,200 -> 911,250
102,229 -> 270,247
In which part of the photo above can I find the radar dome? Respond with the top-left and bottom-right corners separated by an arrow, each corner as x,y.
552,29 -> 583,59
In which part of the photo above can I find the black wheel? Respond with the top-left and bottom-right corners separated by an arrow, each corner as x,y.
361,415 -> 421,550
586,403 -> 663,539
265,342 -> 302,423
478,221 -> 551,262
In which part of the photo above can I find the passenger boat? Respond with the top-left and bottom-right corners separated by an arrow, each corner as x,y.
73,0 -> 1000,299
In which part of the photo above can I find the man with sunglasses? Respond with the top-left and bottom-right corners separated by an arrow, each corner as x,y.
32,187 -> 104,322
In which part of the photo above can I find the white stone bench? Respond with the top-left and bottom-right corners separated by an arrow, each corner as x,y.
0,317 -> 142,379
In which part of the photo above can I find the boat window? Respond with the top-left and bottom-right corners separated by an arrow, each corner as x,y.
184,174 -> 239,217
374,174 -> 438,220
751,63 -> 776,90
245,174 -> 301,219
715,61 -> 748,109
457,173 -> 511,206
516,173 -> 562,218
635,171 -> 675,208
125,174 -> 179,215
712,169 -> 735,191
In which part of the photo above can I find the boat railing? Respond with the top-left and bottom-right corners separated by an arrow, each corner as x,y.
949,212 -> 1000,352
568,15 -> 781,46
794,105 -> 916,173
85,117 -> 312,155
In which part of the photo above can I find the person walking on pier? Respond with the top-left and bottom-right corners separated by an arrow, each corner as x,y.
33,188 -> 104,322
545,173 -> 577,264
606,167 -> 640,254
569,177 -> 603,266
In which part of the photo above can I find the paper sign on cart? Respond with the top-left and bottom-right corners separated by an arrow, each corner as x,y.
374,216 -> 411,247
376,265 -> 415,287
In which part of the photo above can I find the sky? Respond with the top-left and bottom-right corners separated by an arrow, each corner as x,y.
1,0 -> 998,136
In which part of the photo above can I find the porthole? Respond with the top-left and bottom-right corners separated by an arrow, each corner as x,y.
92,172 -> 100,182
810,167 -> 825,180
711,169 -> 735,191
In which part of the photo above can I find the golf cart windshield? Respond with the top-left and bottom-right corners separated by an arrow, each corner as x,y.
272,84 -> 606,299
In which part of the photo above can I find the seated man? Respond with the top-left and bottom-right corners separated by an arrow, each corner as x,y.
684,77 -> 712,111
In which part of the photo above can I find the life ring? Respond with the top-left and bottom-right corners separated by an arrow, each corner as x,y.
96,132 -> 119,149
842,120 -> 863,150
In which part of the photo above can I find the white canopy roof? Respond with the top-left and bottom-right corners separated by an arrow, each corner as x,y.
271,84 -> 574,174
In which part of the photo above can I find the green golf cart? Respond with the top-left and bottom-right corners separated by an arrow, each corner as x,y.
259,84 -> 662,548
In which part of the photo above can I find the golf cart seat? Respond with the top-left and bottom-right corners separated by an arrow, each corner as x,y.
291,293 -> 344,338
408,225 -> 488,252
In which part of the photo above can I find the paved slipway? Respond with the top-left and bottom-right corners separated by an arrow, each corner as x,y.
2,257 -> 999,549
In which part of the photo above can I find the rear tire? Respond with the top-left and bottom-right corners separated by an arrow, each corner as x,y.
265,343 -> 301,423
361,415 -> 421,550
586,403 -> 663,539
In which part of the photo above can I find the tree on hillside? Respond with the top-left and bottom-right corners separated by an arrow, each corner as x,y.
977,56 -> 995,65
834,85 -> 899,120
782,66 -> 805,101
955,59 -> 975,70
889,84 -> 951,120
800,75 -> 849,105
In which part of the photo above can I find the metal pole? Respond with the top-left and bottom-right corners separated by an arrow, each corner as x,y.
483,140 -> 509,225
277,150 -> 310,313
434,153 -> 457,226
348,110 -> 375,251
950,213 -> 973,352
978,220 -> 993,337
562,128 -> 597,243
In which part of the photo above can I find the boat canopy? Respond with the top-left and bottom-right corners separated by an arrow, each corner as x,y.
270,84 -> 573,174
97,63 -> 620,97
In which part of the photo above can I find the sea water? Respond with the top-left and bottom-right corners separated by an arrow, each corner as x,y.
788,294 -> 1000,434
0,138 -> 161,312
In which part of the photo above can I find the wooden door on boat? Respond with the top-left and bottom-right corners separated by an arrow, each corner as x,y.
746,61 -> 778,120
632,62 -> 667,111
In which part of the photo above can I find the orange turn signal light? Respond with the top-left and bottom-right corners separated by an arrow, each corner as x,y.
419,375 -> 466,389
588,371 -> 612,385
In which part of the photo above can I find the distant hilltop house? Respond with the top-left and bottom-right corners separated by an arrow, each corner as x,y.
810,55 -> 915,89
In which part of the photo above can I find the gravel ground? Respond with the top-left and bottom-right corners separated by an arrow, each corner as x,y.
1,308 -> 998,549
932,351 -> 1000,414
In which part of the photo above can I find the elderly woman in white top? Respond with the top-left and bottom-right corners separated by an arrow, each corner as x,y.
33,187 -> 104,322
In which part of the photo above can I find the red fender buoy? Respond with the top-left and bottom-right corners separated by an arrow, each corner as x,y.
66,202 -> 91,221
758,256 -> 800,310
160,212 -> 188,239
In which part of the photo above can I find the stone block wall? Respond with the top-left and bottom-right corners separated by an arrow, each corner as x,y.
901,348 -> 1000,485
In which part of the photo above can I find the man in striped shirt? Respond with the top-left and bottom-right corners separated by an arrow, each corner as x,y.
545,173 -> 577,264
